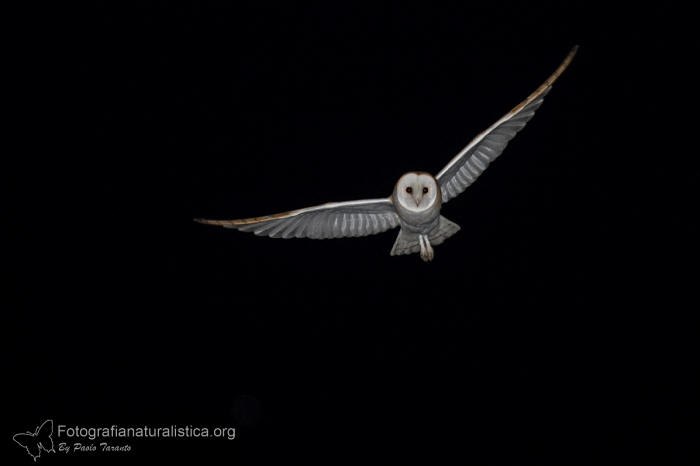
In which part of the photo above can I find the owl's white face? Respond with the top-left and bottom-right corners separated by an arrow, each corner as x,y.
394,172 -> 440,212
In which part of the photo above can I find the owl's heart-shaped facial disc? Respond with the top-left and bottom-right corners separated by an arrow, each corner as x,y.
395,172 -> 439,212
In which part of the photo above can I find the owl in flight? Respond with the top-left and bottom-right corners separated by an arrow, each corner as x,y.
196,47 -> 577,261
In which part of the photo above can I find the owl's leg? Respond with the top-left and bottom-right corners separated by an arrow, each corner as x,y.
419,235 -> 434,262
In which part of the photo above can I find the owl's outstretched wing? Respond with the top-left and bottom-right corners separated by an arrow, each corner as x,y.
195,198 -> 400,239
436,46 -> 577,203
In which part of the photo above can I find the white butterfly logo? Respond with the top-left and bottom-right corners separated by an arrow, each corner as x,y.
13,420 -> 55,461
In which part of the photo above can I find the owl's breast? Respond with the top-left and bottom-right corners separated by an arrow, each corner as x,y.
393,198 -> 442,233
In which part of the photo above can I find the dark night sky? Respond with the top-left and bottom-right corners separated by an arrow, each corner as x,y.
7,2 -> 697,464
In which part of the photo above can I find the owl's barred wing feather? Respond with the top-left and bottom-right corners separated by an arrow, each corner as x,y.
195,198 -> 400,239
436,46 -> 577,203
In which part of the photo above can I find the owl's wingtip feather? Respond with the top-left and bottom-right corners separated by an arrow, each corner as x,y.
193,218 -> 222,225
193,218 -> 236,226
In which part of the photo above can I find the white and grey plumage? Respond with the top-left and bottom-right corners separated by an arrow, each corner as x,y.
195,47 -> 577,261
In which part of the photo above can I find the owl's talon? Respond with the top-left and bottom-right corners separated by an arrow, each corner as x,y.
419,235 -> 434,262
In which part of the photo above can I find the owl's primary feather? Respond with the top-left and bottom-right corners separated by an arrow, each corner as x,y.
194,199 -> 400,239
195,46 -> 577,261
436,45 -> 577,202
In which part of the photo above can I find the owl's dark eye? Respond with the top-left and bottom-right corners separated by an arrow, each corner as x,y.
422,187 -> 429,194
405,187 -> 413,194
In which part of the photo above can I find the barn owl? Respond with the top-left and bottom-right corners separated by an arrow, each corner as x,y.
195,47 -> 577,261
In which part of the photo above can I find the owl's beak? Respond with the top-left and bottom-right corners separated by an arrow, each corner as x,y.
414,193 -> 423,206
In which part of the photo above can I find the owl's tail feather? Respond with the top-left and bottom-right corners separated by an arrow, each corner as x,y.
428,216 -> 461,246
390,230 -> 421,256
390,216 -> 461,259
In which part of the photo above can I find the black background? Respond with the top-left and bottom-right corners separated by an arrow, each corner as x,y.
7,2 -> 697,464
